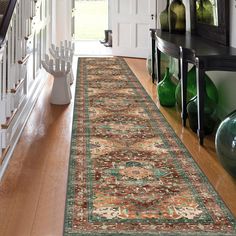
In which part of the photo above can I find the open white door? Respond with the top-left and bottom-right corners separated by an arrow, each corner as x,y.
111,0 -> 157,58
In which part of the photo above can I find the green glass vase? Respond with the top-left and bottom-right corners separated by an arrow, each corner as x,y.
157,67 -> 177,107
160,0 -> 170,31
215,110 -> 236,177
187,90 -> 217,135
169,0 -> 186,34
196,0 -> 214,25
175,66 -> 218,109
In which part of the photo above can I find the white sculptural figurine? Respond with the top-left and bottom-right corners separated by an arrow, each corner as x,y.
50,40 -> 75,84
42,54 -> 72,105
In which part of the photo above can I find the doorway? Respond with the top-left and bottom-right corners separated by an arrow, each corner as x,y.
73,0 -> 112,56
74,0 -> 108,40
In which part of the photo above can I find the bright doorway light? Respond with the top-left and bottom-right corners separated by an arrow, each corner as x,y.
74,0 -> 108,40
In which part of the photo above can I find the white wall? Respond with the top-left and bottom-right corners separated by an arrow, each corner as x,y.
51,0 -> 72,45
156,0 -> 166,28
50,0 -> 57,44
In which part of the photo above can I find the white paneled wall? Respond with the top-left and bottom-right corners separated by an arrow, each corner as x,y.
0,0 -> 51,180
51,0 -> 72,45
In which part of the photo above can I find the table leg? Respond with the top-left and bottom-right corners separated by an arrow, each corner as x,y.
156,48 -> 161,83
180,59 -> 188,127
151,37 -> 156,83
196,65 -> 205,145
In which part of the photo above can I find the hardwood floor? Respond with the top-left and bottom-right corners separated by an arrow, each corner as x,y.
0,57 -> 235,236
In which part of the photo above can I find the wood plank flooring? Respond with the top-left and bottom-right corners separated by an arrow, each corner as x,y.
0,57 -> 235,236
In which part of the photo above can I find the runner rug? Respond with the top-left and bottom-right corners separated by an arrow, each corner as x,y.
64,57 -> 236,236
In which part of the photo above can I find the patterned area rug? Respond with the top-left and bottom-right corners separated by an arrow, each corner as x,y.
64,57 -> 236,236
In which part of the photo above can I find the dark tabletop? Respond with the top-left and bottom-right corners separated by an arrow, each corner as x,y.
154,29 -> 236,59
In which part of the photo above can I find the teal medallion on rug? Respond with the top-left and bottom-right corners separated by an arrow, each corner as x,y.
64,57 -> 236,236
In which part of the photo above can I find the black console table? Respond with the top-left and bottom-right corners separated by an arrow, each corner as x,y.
150,29 -> 236,145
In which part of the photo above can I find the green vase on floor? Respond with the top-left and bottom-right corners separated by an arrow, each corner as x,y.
175,66 -> 218,109
215,110 -> 236,178
187,90 -> 217,135
160,0 -> 170,31
157,67 -> 176,107
169,0 -> 186,34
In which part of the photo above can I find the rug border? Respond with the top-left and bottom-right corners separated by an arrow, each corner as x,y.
63,57 -> 81,235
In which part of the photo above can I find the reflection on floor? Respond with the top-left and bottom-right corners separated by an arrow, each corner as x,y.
74,40 -> 112,57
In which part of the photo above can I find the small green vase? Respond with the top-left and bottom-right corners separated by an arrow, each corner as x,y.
169,0 -> 186,34
160,0 -> 170,31
187,91 -> 217,135
215,110 -> 236,177
175,66 -> 218,109
157,67 -> 177,107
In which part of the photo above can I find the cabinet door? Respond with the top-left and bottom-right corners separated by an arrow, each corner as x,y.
111,0 -> 156,58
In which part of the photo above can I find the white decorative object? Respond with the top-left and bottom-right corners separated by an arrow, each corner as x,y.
42,54 -> 71,105
49,40 -> 75,84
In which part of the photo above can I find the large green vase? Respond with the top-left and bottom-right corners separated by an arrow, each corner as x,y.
157,67 -> 177,107
175,66 -> 218,109
160,0 -> 170,31
187,91 -> 217,135
169,0 -> 186,34
215,110 -> 236,178
196,0 -> 214,25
